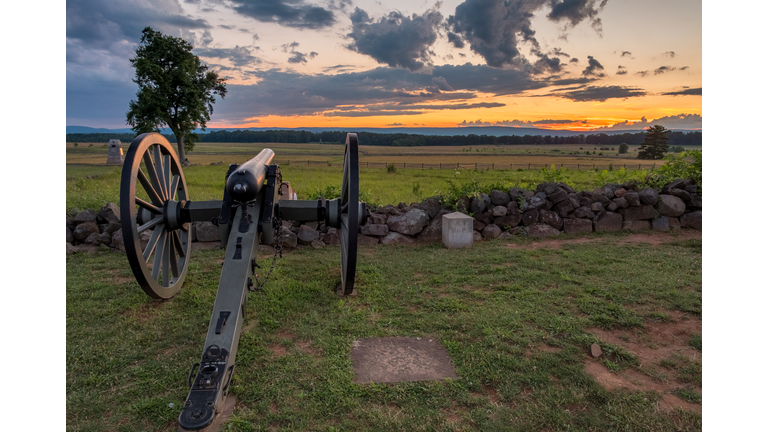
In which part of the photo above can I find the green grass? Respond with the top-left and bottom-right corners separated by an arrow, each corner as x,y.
67,236 -> 702,431
66,163 -> 649,213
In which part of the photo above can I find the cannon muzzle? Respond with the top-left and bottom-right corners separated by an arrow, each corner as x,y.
225,148 -> 275,202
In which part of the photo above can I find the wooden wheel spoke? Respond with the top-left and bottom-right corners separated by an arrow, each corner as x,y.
163,154 -> 172,198
143,226 -> 164,263
169,233 -> 179,278
162,233 -> 171,285
152,229 -> 168,282
143,149 -> 166,201
153,145 -> 168,199
170,175 -> 180,201
173,230 -> 186,258
138,216 -> 163,233
137,168 -> 163,206
136,197 -> 162,214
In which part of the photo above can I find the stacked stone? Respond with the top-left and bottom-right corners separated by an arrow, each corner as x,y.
66,178 -> 703,254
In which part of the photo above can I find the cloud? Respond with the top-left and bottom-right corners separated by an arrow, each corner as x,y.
229,0 -> 335,29
570,57 -> 579,63
446,0 -> 607,68
459,119 -> 534,127
532,119 -> 583,125
387,122 -> 405,126
635,70 -> 649,77
552,85 -> 646,101
662,87 -> 702,96
551,47 -> 571,58
591,113 -> 702,130
194,46 -> 261,66
345,6 -> 443,71
621,51 -> 632,57
663,51 -> 675,58
198,29 -> 214,47
218,24 -> 235,29
431,76 -> 454,91
680,66 -> 689,71
654,65 -> 676,75
582,56 -> 605,77
616,65 -> 627,75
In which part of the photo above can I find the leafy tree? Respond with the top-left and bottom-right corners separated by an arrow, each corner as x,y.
618,143 -> 629,154
637,125 -> 670,160
126,27 -> 227,165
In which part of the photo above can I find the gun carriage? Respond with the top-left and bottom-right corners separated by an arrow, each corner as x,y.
119,132 -> 368,430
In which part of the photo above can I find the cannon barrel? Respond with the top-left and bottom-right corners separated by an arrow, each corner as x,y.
225,148 -> 275,202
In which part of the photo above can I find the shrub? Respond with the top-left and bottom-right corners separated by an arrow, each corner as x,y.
73,142 -> 79,147
645,150 -> 702,192
386,163 -> 396,174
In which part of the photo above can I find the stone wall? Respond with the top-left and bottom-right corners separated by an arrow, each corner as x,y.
66,179 -> 702,254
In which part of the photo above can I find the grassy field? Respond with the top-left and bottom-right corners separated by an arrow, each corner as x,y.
65,142 -> 676,212
66,233 -> 702,431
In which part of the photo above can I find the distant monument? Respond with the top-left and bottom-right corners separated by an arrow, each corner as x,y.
106,139 -> 124,165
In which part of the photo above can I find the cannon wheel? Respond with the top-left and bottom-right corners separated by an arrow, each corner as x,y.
339,133 -> 359,295
120,133 -> 192,299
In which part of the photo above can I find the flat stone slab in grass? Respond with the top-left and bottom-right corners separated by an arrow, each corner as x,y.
351,337 -> 458,384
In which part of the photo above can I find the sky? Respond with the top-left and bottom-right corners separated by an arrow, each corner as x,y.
66,0 -> 702,131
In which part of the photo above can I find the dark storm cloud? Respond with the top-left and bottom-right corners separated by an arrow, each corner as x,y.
446,0 -> 607,68
229,0 -> 335,29
194,46 -> 261,66
547,0 -> 608,33
447,32 -> 465,48
214,64 -> 549,120
582,56 -> 605,77
662,87 -> 702,96
345,7 -> 443,71
553,85 -> 646,101
654,65 -> 676,75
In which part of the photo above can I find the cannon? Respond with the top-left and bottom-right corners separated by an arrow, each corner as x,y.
119,132 -> 368,430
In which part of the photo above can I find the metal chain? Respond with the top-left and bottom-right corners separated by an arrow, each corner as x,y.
250,186 -> 284,292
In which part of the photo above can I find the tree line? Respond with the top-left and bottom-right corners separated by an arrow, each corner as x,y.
67,129 -> 702,147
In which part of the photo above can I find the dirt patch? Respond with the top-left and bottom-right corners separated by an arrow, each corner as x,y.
505,230 -> 701,250
269,344 -> 288,357
584,311 -> 702,414
296,340 -> 322,358
100,269 -> 134,284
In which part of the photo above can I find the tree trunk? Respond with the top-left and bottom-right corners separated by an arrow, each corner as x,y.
176,134 -> 190,166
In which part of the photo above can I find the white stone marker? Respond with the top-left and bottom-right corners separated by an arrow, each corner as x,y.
442,212 -> 474,248
106,139 -> 124,165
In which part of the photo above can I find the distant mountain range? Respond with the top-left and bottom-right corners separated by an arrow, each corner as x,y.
66,125 -> 700,137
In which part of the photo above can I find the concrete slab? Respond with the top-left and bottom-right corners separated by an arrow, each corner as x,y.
351,337 -> 458,384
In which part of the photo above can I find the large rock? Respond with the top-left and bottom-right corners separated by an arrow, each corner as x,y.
481,224 -> 502,240
311,239 -> 326,249
368,213 -> 387,225
663,179 -> 686,192
680,211 -> 702,229
652,217 -> 670,231
639,188 -> 659,205
361,224 -> 389,236
553,199 -> 575,218
508,187 -> 527,204
547,187 -> 568,204
491,205 -> 507,217
622,220 -> 652,231
521,195 -> 547,212
489,189 -> 510,206
279,226 -> 298,248
66,227 -> 74,244
297,224 -> 320,244
563,218 -> 592,234
590,202 -> 604,213
387,208 -> 429,235
455,196 -> 470,213
614,188 -> 627,198
612,197 -> 628,209
473,219 -> 487,231
606,202 -> 619,212
100,203 -> 120,224
322,228 -> 340,245
380,232 -> 415,245
594,211 -> 623,232
567,193 -> 581,208
112,229 -> 126,252
623,191 -> 641,207
573,206 -> 595,219
591,193 -> 611,206
526,223 -> 561,238
419,198 -> 442,218
669,188 -> 692,202
469,193 -> 491,214
619,205 -> 659,221
74,210 -> 97,223
73,222 -> 99,242
417,209 -> 451,243
689,194 -> 702,209
474,212 -> 493,225
538,209 -> 563,230
473,230 -> 483,242
196,221 -> 220,242
66,216 -> 77,231
494,214 -> 521,229
358,234 -> 380,246
522,209 -> 539,226
655,195 -> 686,217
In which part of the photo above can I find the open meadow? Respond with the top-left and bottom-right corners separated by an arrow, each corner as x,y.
65,141 -> 698,211
67,232 -> 702,432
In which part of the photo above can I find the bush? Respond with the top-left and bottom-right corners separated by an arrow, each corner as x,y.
73,142 -> 79,147
645,150 -> 702,192
618,143 -> 629,154
386,163 -> 396,174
